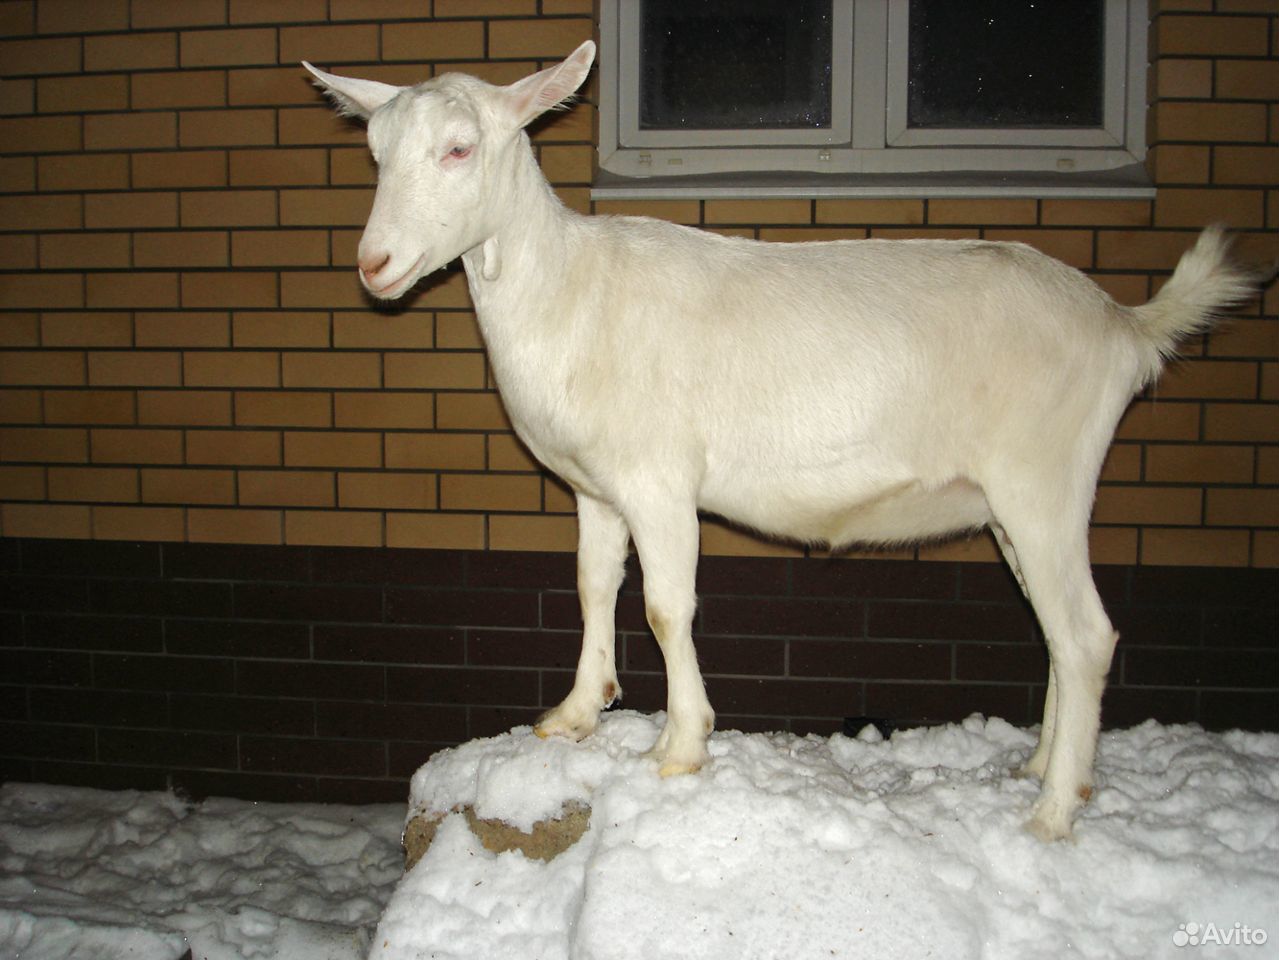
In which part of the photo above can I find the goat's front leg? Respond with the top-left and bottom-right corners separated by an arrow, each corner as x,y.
627,500 -> 714,777
534,493 -> 629,742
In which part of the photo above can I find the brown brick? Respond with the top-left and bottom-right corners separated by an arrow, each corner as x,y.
331,313 -> 430,349
0,36 -> 80,76
134,230 -> 229,268
141,467 -> 235,505
0,349 -> 82,385
92,504 -> 186,541
416,271 -> 471,309
0,272 -> 83,309
1146,444 -> 1254,483
1205,403 -> 1278,441
0,389 -> 41,423
702,199 -> 809,226
181,271 -> 278,308
131,70 -> 226,110
0,1 -> 33,34
1157,15 -> 1269,57
0,115 -> 80,153
87,351 -> 181,386
1214,146 -> 1279,187
1140,528 -> 1250,567
281,351 -> 379,388
1206,488 -> 1279,527
279,269 -> 366,308
1,502 -> 91,538
84,111 -> 177,150
984,229 -> 1094,269
329,146 -> 377,186
487,433 -> 540,473
1154,58 -> 1212,99
44,389 -> 133,425
131,0 -> 226,28
86,272 -> 179,309
1097,230 -> 1201,271
339,472 -> 435,510
184,351 -> 279,387
0,194 -> 80,230
37,74 -> 128,113
1115,400 -> 1201,440
334,392 -> 434,429
188,506 -> 281,543
278,105 -> 367,146
382,20 -> 485,62
235,391 -> 331,427
39,231 -> 130,269
131,149 -> 226,188
279,187 -> 372,226
813,199 -> 925,225
180,189 -> 276,227
86,191 -> 177,229
90,427 -> 183,464
329,0 -> 426,19
435,313 -> 483,350
180,28 -> 276,68
1155,359 -> 1258,399
228,0 -> 326,23
1208,320 -> 1279,359
37,0 -> 127,33
0,234 -> 36,270
1155,102 -> 1267,143
83,32 -> 177,72
231,229 -> 329,267
489,514 -> 576,552
386,511 -> 484,549
385,432 -> 484,470
136,389 -> 232,425
0,466 -> 45,501
1150,144 -> 1211,185
186,429 -> 281,466
385,353 -> 486,389
38,152 -> 129,190
232,311 -> 329,348
1094,486 -> 1202,526
284,431 -> 380,468
0,314 -> 39,347
0,157 -> 36,193
487,17 -> 592,58
439,473 -> 539,511
0,76 -> 33,114
1041,200 -> 1150,227
1,426 -> 87,463
539,144 -> 592,184
284,509 -> 381,547
1216,59 -> 1279,101
229,67 -> 326,107
329,229 -> 359,266
229,147 -> 326,186
180,108 -> 275,148
240,469 -> 335,507
279,24 -> 379,65
41,312 -> 130,347
1156,188 -> 1265,229
435,0 -> 536,13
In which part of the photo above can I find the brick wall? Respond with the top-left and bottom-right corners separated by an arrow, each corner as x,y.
0,0 -> 1275,566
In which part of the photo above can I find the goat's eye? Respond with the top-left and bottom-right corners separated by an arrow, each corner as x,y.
445,144 -> 473,161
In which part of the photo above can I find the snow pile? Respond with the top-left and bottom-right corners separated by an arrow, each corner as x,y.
382,712 -> 1279,960
0,785 -> 403,960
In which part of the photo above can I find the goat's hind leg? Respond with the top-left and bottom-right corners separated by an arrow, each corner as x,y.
535,493 -> 629,742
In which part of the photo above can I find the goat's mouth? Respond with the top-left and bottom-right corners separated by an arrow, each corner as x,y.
363,253 -> 427,300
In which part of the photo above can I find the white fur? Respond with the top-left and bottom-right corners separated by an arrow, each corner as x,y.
305,45 -> 1260,842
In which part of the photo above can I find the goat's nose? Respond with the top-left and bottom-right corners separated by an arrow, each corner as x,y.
359,252 -> 390,281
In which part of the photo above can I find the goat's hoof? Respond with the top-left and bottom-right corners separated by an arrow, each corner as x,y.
1025,800 -> 1076,843
657,759 -> 703,778
533,706 -> 598,743
1011,764 -> 1042,781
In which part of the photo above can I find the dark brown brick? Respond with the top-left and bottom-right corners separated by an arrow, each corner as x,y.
314,624 -> 465,665
386,587 -> 540,629
467,629 -> 581,669
316,700 -> 467,742
21,539 -> 161,579
386,665 -> 540,707
0,649 -> 93,687
790,639 -> 951,681
868,601 -> 1035,644
237,659 -> 384,701
170,694 -> 314,735
25,614 -> 163,652
28,688 -> 165,728
1123,648 -> 1277,689
0,722 -> 95,761
164,542 -> 310,582
313,546 -> 466,586
94,653 -> 233,693
954,643 -> 1048,683
233,581 -> 383,623
89,579 -> 232,618
865,682 -> 1031,726
701,596 -> 864,639
241,735 -> 386,778
165,619 -> 310,658
792,558 -> 957,601
99,728 -> 237,769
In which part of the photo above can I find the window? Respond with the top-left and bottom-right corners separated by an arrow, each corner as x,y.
596,0 -> 1151,198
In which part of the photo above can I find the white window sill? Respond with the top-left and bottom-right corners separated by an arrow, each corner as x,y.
591,164 -> 1156,202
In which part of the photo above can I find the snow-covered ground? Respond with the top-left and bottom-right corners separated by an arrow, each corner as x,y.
3,712 -> 1277,960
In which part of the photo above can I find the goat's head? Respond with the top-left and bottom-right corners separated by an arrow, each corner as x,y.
304,40 -> 595,300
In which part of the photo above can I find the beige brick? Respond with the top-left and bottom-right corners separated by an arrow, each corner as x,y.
184,351 -> 279,387
1098,443 -> 1141,483
1157,15 -> 1269,57
385,432 -> 485,470
83,111 -> 176,150
180,188 -> 276,227
84,32 -> 177,72
180,27 -> 276,67
386,511 -> 484,549
232,311 -> 329,348
37,74 -> 128,113
87,351 -> 181,387
1,502 -> 91,539
189,506 -> 281,543
543,475 -> 574,513
240,469 -> 334,507
488,17 -> 593,58
181,270 -> 277,308
1259,446 -> 1279,485
1115,400 -> 1201,440
41,312 -> 130,347
335,391 -> 434,429
815,199 -> 925,225
86,191 -> 177,229
279,24 -> 379,65
134,230 -> 229,268
186,429 -> 281,466
1216,59 -> 1279,101
1155,102 -> 1267,143
486,513 -> 574,552
1146,444 -> 1254,483
0,194 -> 80,230
136,389 -> 232,425
0,36 -> 80,76
279,187 -> 373,226
232,229 -> 330,267
134,311 -> 228,348
0,272 -> 84,310
701,517 -> 805,558
0,115 -> 80,153
339,471 -> 435,510
1,426 -> 87,463
284,431 -> 381,468
229,66 -> 328,107
92,504 -> 186,541
141,467 -> 235,504
435,0 -> 536,13
131,0 -> 226,29
757,227 -> 866,243
1140,528 -> 1250,566
282,351 -> 380,388
234,390 -> 331,427
334,312 -> 434,349
284,508 -> 381,547
38,152 -> 129,190
703,199 -> 809,226
42,388 -> 131,425
39,231 -> 130,269
229,147 -> 326,186
382,20 -> 485,62
385,352 -> 486,389
90,427 -> 183,463
229,0 -> 326,23
0,349 -> 81,385
440,473 -> 539,511
869,227 -> 980,241
85,272 -> 179,309
37,0 -> 128,33
437,391 -> 509,430
930,199 -> 1037,226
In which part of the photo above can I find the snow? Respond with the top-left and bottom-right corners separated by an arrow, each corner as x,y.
3,713 -> 1277,960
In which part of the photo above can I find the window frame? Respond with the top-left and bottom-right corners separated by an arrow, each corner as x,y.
595,0 -> 1152,199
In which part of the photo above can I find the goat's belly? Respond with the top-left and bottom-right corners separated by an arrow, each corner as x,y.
702,476 -> 993,548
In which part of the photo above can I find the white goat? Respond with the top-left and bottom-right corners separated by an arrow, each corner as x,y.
305,42 -> 1260,841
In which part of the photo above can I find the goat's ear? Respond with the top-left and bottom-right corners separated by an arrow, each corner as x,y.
303,62 -> 403,120
501,40 -> 596,128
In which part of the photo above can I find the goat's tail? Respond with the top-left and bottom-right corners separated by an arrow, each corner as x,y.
1129,225 -> 1268,388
